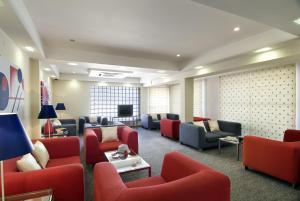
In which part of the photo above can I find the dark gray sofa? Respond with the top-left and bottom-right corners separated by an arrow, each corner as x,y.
42,119 -> 77,136
141,114 -> 160,129
141,113 -> 180,130
179,120 -> 241,150
79,116 -> 101,134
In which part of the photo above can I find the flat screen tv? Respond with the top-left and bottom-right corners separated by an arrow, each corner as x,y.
118,105 -> 133,117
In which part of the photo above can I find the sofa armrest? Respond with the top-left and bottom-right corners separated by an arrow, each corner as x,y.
118,126 -> 139,154
59,119 -> 76,125
3,164 -> 84,201
161,151 -> 211,182
120,170 -> 230,201
34,137 -> 80,159
284,129 -> 300,142
94,162 -> 126,201
84,129 -> 101,164
141,114 -> 152,128
179,123 -> 206,148
243,136 -> 300,184
218,120 -> 241,136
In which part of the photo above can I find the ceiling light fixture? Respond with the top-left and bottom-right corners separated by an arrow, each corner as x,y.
294,18 -> 300,25
68,62 -> 78,66
44,68 -> 51,71
51,75 -> 56,78
157,70 -> 166,73
72,71 -> 76,74
233,27 -> 240,32
195,66 -> 204,69
254,47 -> 272,53
176,54 -> 181,57
69,39 -> 76,42
25,46 -> 34,52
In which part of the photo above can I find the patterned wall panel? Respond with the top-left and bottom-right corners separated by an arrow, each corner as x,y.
193,79 -> 204,117
219,64 -> 296,140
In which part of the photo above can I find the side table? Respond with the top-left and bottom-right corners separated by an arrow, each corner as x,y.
218,136 -> 244,161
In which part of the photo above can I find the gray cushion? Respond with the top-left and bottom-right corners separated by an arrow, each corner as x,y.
214,131 -> 235,137
205,132 -> 221,143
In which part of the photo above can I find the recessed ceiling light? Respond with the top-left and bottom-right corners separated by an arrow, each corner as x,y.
294,18 -> 300,25
233,27 -> 240,32
25,46 -> 34,52
254,47 -> 272,53
69,39 -> 76,42
157,70 -> 166,73
161,76 -> 168,79
176,54 -> 181,57
44,68 -> 51,71
195,66 -> 204,69
72,71 -> 76,74
68,62 -> 78,66
51,75 -> 56,78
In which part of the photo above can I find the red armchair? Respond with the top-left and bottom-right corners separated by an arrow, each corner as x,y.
1,137 -> 84,201
243,129 -> 300,187
160,119 -> 181,140
84,126 -> 138,164
94,151 -> 230,201
193,117 -> 211,122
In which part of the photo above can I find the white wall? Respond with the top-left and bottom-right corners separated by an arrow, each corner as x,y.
52,80 -> 146,121
205,77 -> 219,119
169,84 -> 181,115
0,28 -> 32,134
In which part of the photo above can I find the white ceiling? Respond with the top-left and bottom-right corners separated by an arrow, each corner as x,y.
24,0 -> 271,61
0,0 -> 298,84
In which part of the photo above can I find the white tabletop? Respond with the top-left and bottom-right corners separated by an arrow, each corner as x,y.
104,151 -> 150,174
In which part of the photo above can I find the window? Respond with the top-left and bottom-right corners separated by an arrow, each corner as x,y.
193,79 -> 205,117
90,85 -> 140,120
149,87 -> 169,113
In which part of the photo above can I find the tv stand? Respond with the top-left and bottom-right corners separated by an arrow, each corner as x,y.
112,116 -> 138,128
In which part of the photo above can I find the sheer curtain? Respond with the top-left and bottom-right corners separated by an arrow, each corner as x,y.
149,87 -> 169,113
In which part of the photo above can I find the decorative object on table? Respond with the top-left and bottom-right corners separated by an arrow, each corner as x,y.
38,105 -> 57,138
0,113 -> 33,201
55,128 -> 68,135
112,144 -> 130,160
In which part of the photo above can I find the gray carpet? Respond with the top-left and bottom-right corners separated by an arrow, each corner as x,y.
82,128 -> 300,201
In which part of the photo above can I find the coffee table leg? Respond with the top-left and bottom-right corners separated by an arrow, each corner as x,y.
148,167 -> 151,177
218,140 -> 221,154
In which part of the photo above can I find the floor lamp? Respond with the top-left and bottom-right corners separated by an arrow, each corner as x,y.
38,105 -> 57,138
0,113 -> 33,201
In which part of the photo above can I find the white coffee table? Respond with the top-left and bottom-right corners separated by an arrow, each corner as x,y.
104,151 -> 151,177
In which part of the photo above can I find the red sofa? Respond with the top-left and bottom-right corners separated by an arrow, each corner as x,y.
243,129 -> 300,187
84,126 -> 138,164
160,118 -> 181,140
94,151 -> 230,201
193,117 -> 211,122
1,137 -> 84,201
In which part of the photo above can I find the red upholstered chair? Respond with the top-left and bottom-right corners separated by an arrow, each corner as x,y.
193,117 -> 211,122
160,119 -> 181,140
1,137 -> 84,201
84,126 -> 138,164
243,129 -> 300,188
94,151 -> 230,201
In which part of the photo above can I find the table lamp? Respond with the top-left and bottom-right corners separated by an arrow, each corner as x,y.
55,103 -> 66,111
0,113 -> 33,201
38,105 -> 57,138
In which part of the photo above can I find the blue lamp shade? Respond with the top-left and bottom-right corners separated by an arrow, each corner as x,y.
38,105 -> 57,119
55,103 -> 66,110
0,113 -> 33,161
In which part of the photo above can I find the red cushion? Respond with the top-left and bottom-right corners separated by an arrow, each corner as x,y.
44,120 -> 54,134
126,176 -> 166,188
99,141 -> 122,152
193,117 -> 211,122
46,156 -> 81,168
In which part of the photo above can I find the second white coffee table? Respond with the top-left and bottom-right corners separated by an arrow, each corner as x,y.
104,151 -> 151,177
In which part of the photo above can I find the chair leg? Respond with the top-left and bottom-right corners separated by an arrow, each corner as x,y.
292,183 -> 297,189
244,166 -> 248,170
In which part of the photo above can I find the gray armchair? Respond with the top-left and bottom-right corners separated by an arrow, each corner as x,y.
179,120 -> 241,150
141,114 -> 160,130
